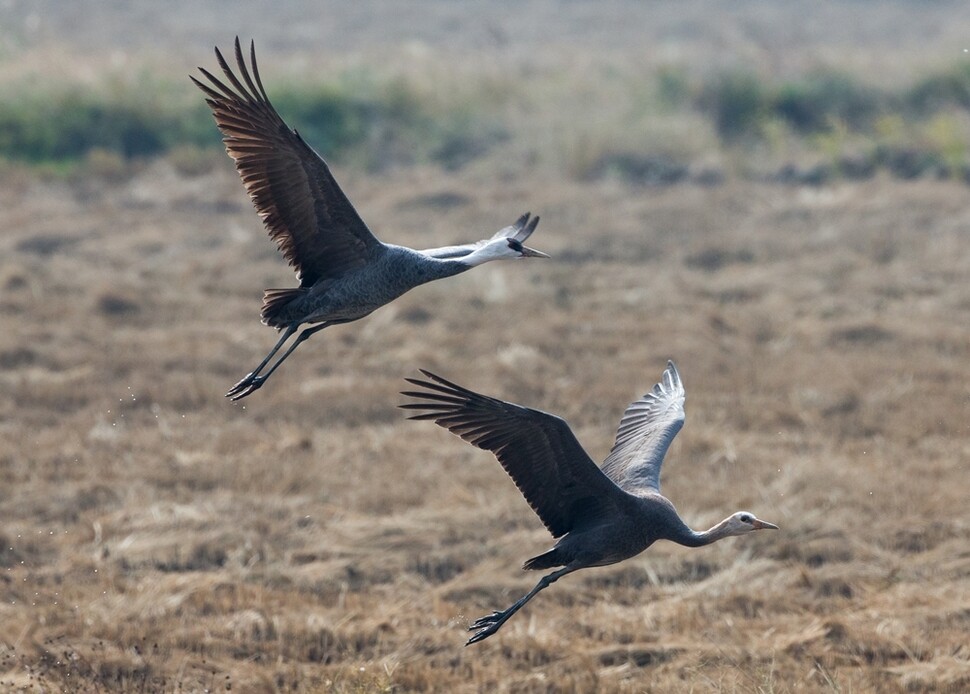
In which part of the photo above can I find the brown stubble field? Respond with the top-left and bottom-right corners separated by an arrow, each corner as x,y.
2,2 -> 970,692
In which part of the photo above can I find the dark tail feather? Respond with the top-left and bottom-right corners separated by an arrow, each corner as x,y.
260,288 -> 305,327
523,548 -> 562,571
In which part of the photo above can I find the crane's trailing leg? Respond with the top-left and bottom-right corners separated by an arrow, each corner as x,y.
466,566 -> 577,646
227,321 -> 337,401
226,324 -> 298,399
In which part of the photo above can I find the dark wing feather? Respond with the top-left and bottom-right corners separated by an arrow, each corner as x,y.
400,371 -> 625,538
600,361 -> 686,495
489,212 -> 540,243
192,38 -> 382,287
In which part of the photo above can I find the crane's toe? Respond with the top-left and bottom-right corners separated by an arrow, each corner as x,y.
227,374 -> 266,400
466,622 -> 502,646
227,372 -> 257,396
466,608 -> 513,643
468,611 -> 504,630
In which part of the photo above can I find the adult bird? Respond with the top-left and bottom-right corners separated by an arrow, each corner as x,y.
192,39 -> 549,400
400,361 -> 778,645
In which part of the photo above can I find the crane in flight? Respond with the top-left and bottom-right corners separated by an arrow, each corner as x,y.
192,39 -> 548,400
401,361 -> 778,645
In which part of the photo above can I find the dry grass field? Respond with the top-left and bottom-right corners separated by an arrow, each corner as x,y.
1,2 -> 969,692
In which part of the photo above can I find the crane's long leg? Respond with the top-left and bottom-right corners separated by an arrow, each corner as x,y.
226,323 -> 299,399
226,321 -> 338,401
466,565 -> 577,646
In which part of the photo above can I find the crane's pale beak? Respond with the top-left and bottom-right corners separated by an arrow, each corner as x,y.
752,519 -> 779,530
520,246 -> 550,258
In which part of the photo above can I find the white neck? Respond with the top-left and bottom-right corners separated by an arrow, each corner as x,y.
459,242 -> 516,267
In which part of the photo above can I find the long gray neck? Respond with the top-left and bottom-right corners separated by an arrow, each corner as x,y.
418,256 -> 476,282
411,246 -> 503,284
667,516 -> 735,548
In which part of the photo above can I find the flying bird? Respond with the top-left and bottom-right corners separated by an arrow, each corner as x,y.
192,38 -> 548,400
401,361 -> 778,645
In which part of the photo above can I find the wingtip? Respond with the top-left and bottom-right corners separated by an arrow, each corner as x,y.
525,214 -> 540,234
661,360 -> 684,394
418,367 -> 444,382
402,371 -> 448,391
512,213 -> 541,243
399,390 -> 432,399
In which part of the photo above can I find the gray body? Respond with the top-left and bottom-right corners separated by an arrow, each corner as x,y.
271,245 -> 471,325
545,493 -> 699,570
401,362 -> 778,645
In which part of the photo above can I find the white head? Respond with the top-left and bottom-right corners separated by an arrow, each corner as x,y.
465,237 -> 550,266
721,511 -> 779,537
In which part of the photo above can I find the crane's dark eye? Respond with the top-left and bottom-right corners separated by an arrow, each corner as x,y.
508,239 -> 523,253
741,514 -> 753,523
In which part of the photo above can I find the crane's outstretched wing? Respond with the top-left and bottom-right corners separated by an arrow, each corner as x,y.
192,38 -> 383,288
420,213 -> 540,259
600,361 -> 686,495
400,370 -> 624,538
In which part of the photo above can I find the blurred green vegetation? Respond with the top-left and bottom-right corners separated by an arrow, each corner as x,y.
700,70 -> 885,140
0,76 -> 213,164
907,63 -> 970,112
1,61 -> 970,183
266,75 -> 505,171
0,71 -> 506,173
693,65 -> 970,181
698,65 -> 970,139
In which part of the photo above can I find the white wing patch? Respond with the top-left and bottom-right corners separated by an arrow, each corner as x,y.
600,360 -> 686,494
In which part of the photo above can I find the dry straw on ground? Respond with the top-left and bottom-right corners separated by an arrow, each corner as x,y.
1,1 -> 969,692
1,165 -> 967,692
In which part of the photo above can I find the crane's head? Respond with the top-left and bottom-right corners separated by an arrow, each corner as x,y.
723,511 -> 779,536
506,236 -> 550,259
466,236 -> 550,265
485,235 -> 550,260
472,213 -> 549,264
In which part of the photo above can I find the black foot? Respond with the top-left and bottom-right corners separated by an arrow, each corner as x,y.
226,373 -> 266,401
465,610 -> 507,646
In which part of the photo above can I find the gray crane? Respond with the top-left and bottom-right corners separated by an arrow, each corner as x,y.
192,39 -> 548,400
400,361 -> 778,645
